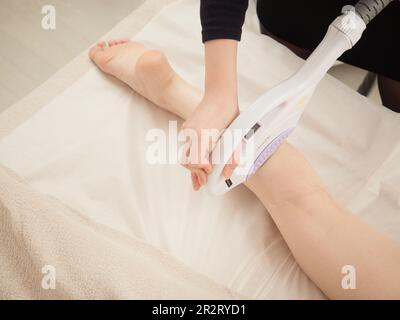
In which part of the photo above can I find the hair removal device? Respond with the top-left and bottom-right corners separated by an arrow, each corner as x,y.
208,0 -> 394,195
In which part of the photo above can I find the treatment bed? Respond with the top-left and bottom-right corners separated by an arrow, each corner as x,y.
0,0 -> 399,299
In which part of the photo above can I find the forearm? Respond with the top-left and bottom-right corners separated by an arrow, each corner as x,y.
203,39 -> 238,107
246,143 -> 400,299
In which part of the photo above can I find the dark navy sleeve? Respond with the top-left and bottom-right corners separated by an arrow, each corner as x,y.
200,0 -> 249,43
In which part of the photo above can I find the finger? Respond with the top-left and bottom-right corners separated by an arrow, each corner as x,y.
208,128 -> 223,155
183,127 -> 214,170
223,160 -> 238,180
190,167 -> 207,189
196,168 -> 208,186
203,161 -> 213,175
186,140 -> 213,173
187,132 -> 208,166
186,159 -> 213,173
203,128 -> 223,172
180,125 -> 217,174
182,161 -> 213,178
181,142 -> 212,173
223,143 -> 242,179
191,172 -> 200,191
180,139 -> 191,168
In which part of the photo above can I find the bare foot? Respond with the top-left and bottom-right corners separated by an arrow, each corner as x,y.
89,39 -> 234,191
89,39 -> 176,110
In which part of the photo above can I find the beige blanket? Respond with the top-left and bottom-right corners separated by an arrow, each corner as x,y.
0,164 -> 239,299
0,0 -> 240,299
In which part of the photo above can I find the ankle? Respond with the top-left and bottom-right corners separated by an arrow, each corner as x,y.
134,50 -> 176,104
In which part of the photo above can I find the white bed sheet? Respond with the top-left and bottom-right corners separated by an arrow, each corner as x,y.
0,0 -> 399,299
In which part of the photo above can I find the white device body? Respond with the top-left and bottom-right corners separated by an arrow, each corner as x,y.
208,10 -> 366,195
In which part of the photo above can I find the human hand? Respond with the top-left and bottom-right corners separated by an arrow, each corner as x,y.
181,95 -> 239,190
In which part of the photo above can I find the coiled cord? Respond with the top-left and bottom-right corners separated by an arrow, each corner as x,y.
355,0 -> 394,24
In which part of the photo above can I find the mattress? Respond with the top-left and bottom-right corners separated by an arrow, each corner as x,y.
0,0 -> 399,299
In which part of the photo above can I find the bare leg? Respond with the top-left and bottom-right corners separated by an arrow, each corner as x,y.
90,40 -> 400,299
89,39 -> 201,119
246,144 -> 400,299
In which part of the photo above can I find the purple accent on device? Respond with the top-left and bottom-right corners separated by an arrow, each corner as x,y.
246,128 -> 294,181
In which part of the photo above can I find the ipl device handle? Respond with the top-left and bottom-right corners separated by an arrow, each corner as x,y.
207,3 -> 382,195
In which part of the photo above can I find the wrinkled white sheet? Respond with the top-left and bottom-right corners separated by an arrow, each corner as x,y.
0,0 -> 399,299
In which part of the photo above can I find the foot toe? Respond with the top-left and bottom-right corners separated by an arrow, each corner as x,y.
116,38 -> 129,45
109,40 -> 119,46
89,45 -> 100,60
89,44 -> 112,69
90,40 -> 109,59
